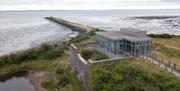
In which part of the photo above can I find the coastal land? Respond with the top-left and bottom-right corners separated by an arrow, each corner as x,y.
0,16 -> 180,91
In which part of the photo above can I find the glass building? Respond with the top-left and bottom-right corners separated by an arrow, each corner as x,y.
96,28 -> 152,56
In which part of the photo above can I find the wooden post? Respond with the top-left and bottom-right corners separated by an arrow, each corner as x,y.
168,61 -> 171,66
159,61 -> 161,66
152,58 -> 154,63
161,58 -> 163,64
165,65 -> 167,70
174,64 -> 176,70
171,67 -> 173,72
153,55 -> 155,62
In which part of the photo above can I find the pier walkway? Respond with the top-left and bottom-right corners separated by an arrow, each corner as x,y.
45,16 -> 94,33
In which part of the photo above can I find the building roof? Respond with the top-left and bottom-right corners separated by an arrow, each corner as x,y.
96,28 -> 151,42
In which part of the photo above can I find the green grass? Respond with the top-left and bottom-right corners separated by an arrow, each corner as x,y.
91,51 -> 108,61
0,29 -> 102,91
69,28 -> 103,43
0,43 -> 64,68
80,48 -> 108,61
152,36 -> 180,49
159,46 -> 180,59
152,36 -> 180,71
89,59 -> 180,91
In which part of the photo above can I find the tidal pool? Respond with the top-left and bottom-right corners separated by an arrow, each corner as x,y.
0,72 -> 35,91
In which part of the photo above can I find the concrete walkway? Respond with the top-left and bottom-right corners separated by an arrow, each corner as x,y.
142,56 -> 180,77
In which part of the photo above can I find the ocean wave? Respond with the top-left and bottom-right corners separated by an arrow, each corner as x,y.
0,18 -> 73,56
66,16 -> 180,35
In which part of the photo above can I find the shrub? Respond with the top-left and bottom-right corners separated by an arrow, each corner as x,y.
80,49 -> 93,60
38,44 -> 54,52
55,66 -> 64,75
0,43 -> 64,68
41,80 -> 55,89
92,52 -> 108,61
89,28 -> 104,36
69,28 -> 104,43
41,48 -> 64,60
57,74 -> 70,87
69,34 -> 90,43
90,61 -> 180,91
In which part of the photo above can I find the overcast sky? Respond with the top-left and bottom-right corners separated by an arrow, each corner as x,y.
0,0 -> 180,10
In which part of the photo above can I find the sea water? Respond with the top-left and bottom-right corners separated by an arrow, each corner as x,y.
0,10 -> 180,56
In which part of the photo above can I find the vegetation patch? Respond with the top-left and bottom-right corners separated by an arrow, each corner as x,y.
89,60 -> 180,91
42,66 -> 70,90
148,34 -> 180,39
80,48 -> 108,61
69,28 -> 103,43
0,43 -> 64,68
41,65 -> 84,91
159,46 -> 180,60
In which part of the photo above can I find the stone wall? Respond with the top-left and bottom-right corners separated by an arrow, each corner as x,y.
70,44 -> 89,91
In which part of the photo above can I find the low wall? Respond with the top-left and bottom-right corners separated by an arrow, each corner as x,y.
88,57 -> 131,66
70,44 -> 89,90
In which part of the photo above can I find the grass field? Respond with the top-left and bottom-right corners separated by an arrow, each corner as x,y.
152,37 -> 180,49
89,59 -> 180,91
152,36 -> 180,71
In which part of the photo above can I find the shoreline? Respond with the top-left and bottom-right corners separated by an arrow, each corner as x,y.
0,33 -> 179,57
132,16 -> 180,20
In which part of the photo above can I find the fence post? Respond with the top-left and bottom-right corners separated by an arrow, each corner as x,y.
171,67 -> 173,72
165,65 -> 167,70
168,61 -> 171,66
161,58 -> 163,64
174,64 -> 176,70
143,54 -> 144,59
153,55 -> 155,62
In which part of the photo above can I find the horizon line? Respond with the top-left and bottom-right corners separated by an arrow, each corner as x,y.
1,8 -> 180,12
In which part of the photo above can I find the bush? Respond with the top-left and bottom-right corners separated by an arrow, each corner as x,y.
39,44 -> 53,52
57,74 -> 70,87
41,80 -> 55,88
92,51 -> 108,61
0,43 -> 64,68
54,65 -> 70,87
69,28 -> 104,43
41,48 -> 64,60
89,28 -> 104,36
69,34 -> 90,43
55,66 -> 64,75
80,49 -> 93,60
90,61 -> 180,91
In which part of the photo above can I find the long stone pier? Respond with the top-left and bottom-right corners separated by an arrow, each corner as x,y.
45,16 -> 94,33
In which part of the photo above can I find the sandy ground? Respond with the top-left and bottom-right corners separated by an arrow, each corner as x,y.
27,70 -> 50,91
